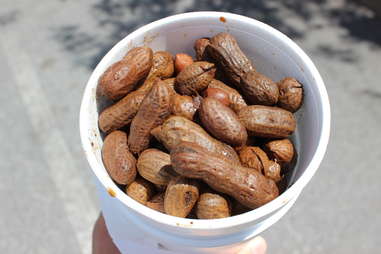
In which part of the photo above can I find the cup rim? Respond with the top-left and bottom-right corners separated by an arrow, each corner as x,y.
80,11 -> 331,230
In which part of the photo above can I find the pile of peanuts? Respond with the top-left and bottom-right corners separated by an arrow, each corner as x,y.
97,32 -> 303,219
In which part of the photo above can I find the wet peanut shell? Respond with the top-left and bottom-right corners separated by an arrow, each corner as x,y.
136,75 -> 157,95
175,61 -> 216,95
264,160 -> 282,182
208,79 -> 247,113
238,146 -> 264,173
238,105 -> 296,138
199,98 -> 247,146
170,142 -> 279,209
98,47 -> 153,100
137,148 -> 173,186
162,77 -> 175,88
240,146 -> 282,182
240,70 -> 279,105
264,138 -> 295,164
101,131 -> 137,185
99,79 -> 167,135
206,33 -> 254,86
150,116 -> 240,163
194,38 -> 211,61
126,178 -> 155,205
204,87 -> 230,106
98,91 -> 146,133
148,51 -> 174,79
164,176 -> 199,218
170,94 -> 198,120
277,77 -> 303,112
196,193 -> 231,219
128,79 -> 172,154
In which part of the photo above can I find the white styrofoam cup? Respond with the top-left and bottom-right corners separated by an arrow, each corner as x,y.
80,12 -> 330,254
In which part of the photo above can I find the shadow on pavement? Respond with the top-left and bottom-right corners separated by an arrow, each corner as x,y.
53,0 -> 381,69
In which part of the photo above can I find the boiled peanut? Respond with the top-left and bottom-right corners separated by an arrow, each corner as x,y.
146,193 -> 165,213
264,160 -> 282,182
174,53 -> 194,73
162,78 -> 176,90
170,142 -> 279,209
148,51 -> 174,79
199,98 -> 247,146
128,79 -> 172,154
164,176 -> 199,218
101,131 -> 136,185
206,33 -> 254,86
98,91 -> 146,133
264,139 -> 295,164
277,77 -> 303,112
175,61 -> 216,95
240,70 -> 279,105
135,76 -> 157,95
150,116 -> 240,163
126,178 -> 155,205
208,79 -> 247,113
170,94 -> 198,120
196,193 -> 231,219
238,105 -> 296,138
194,38 -> 211,61
98,47 -> 153,100
98,76 -> 167,135
136,51 -> 174,94
238,146 -> 264,173
137,148 -> 173,185
239,146 -> 282,182
204,87 -> 230,106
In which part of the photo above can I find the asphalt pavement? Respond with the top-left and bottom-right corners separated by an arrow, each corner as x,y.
1,0 -> 380,253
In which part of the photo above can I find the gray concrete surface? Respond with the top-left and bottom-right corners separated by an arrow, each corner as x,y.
1,0 -> 380,253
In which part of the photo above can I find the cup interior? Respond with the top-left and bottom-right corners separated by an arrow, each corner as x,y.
80,12 -> 330,230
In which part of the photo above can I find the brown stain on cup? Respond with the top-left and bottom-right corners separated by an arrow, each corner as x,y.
219,16 -> 227,23
107,187 -> 116,197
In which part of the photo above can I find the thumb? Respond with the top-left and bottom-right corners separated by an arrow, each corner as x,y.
238,236 -> 267,254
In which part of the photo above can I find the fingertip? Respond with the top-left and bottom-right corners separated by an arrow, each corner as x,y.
239,236 -> 267,254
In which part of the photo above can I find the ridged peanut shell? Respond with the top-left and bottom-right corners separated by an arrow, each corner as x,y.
137,149 -> 173,185
238,105 -> 296,138
150,116 -> 240,163
204,87 -> 230,106
175,61 -> 216,95
238,146 -> 264,173
264,139 -> 295,164
126,178 -> 155,205
98,47 -> 153,100
277,77 -> 303,112
98,91 -> 146,133
196,193 -> 231,219
194,38 -> 211,61
206,33 -> 254,86
164,176 -> 199,218
101,131 -> 136,185
148,51 -> 174,79
208,79 -> 247,113
170,94 -> 198,120
240,70 -> 279,105
170,142 -> 279,209
199,98 -> 247,146
128,79 -> 172,154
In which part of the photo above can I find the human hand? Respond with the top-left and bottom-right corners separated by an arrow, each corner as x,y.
92,214 -> 266,254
